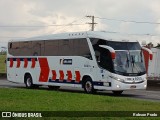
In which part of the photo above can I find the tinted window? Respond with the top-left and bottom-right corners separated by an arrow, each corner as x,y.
59,39 -> 71,56
32,41 -> 44,56
8,39 -> 92,59
107,41 -> 141,50
8,42 -> 20,56
45,40 -> 58,56
90,38 -> 141,50
73,39 -> 92,59
8,41 -> 44,56
19,41 -> 32,56
44,39 -> 91,58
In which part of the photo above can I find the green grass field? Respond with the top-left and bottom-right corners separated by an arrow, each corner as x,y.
0,88 -> 160,119
1,87 -> 159,111
0,55 -> 6,73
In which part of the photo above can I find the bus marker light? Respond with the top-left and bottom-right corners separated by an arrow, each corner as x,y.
111,52 -> 115,59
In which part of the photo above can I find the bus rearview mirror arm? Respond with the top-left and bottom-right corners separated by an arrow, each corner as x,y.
99,45 -> 116,59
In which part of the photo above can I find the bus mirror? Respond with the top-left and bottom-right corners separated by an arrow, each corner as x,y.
99,45 -> 116,59
142,47 -> 153,60
149,54 -> 153,60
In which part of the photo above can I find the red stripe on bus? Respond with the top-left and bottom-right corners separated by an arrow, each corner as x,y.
52,70 -> 57,80
67,70 -> 72,81
10,58 -> 13,67
31,58 -> 36,68
24,58 -> 28,68
38,58 -> 50,82
59,70 -> 64,80
16,58 -> 21,68
75,71 -> 81,82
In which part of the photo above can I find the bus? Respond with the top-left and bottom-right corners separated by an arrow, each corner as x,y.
7,31 -> 152,94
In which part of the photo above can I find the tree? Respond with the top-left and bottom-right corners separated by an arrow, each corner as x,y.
155,43 -> 160,48
146,42 -> 154,48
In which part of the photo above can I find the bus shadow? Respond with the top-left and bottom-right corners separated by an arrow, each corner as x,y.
15,86 -> 142,98
59,89 -> 143,98
46,87 -> 141,98
16,86 -> 159,101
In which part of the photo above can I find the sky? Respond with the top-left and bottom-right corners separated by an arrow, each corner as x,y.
0,0 -> 160,47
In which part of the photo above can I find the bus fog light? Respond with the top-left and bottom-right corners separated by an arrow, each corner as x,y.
116,85 -> 120,88
144,85 -> 147,88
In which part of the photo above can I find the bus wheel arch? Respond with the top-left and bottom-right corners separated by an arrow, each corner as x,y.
24,73 -> 38,89
82,75 -> 96,94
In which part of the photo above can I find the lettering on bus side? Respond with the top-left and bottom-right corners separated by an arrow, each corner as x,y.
62,59 -> 72,65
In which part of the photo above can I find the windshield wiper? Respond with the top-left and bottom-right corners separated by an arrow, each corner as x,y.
126,54 -> 129,67
131,56 -> 135,67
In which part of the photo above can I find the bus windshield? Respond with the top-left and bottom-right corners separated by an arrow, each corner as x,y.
114,50 -> 146,76
91,38 -> 146,76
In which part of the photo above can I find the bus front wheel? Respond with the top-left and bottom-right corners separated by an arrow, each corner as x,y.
25,74 -> 34,89
83,78 -> 96,94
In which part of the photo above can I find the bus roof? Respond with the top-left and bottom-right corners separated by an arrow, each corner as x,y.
10,31 -> 138,42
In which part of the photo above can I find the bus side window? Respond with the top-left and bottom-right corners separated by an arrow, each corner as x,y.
74,39 -> 92,60
33,52 -> 38,56
59,40 -> 70,56
8,42 -> 13,55
11,42 -> 20,56
32,41 -> 44,56
95,51 -> 100,62
18,41 -> 32,56
44,40 -> 58,56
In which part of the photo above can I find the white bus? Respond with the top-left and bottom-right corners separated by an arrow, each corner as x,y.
7,31 -> 152,94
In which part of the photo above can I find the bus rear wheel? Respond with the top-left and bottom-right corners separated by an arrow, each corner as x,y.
83,78 -> 96,94
25,74 -> 34,89
48,86 -> 60,90
112,90 -> 123,95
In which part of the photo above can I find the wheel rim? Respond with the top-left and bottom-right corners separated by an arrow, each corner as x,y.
26,78 -> 32,87
85,81 -> 92,93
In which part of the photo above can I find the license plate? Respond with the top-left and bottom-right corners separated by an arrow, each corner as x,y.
130,85 -> 136,88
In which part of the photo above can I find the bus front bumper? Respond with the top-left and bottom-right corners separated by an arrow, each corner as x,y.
94,80 -> 147,91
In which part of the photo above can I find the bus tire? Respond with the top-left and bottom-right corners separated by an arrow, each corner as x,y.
112,90 -> 123,95
48,86 -> 60,90
24,74 -> 34,89
83,78 -> 95,94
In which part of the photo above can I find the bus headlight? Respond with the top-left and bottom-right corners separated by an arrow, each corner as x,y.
116,85 -> 120,88
110,76 -> 124,82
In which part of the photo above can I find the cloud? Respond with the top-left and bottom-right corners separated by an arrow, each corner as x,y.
0,0 -> 160,46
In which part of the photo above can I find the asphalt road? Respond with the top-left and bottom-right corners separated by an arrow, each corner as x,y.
0,79 -> 160,101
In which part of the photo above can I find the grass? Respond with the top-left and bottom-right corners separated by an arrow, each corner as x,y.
0,55 -> 6,73
0,88 -> 160,120
1,88 -> 160,111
